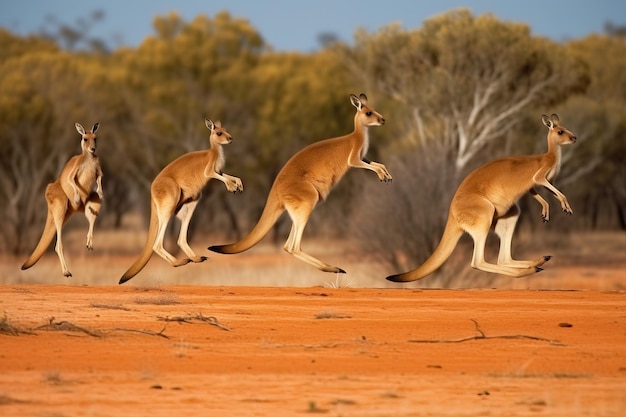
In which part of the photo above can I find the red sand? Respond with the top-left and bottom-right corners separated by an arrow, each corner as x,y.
1,284 -> 625,416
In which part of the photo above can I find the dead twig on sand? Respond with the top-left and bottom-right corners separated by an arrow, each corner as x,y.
108,326 -> 170,339
33,317 -> 170,339
157,313 -> 231,331
35,317 -> 102,338
408,319 -> 564,346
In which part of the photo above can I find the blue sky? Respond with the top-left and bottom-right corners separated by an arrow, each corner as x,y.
1,0 -> 624,51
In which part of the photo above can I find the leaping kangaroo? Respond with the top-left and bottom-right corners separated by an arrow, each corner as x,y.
21,122 -> 103,277
119,119 -> 242,284
387,113 -> 577,283
209,93 -> 392,273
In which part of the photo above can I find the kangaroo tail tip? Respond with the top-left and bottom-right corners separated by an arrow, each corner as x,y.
118,275 -> 133,285
20,256 -> 39,271
21,259 -> 35,270
208,244 -> 231,254
386,272 -> 416,283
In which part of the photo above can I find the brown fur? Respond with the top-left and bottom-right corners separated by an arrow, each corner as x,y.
209,93 -> 391,273
21,122 -> 103,277
119,119 -> 242,284
387,114 -> 577,282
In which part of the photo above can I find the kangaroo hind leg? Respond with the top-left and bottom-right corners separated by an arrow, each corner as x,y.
283,187 -> 346,274
493,204 -> 551,269
84,191 -> 102,250
463,200 -> 537,277
152,186 -> 191,267
175,199 -> 207,263
47,184 -> 72,277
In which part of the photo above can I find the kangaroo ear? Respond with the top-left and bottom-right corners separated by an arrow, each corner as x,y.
358,93 -> 368,105
75,123 -> 86,136
205,118 -> 215,131
91,122 -> 99,133
550,113 -> 560,124
541,114 -> 553,129
350,94 -> 362,110
214,120 -> 222,128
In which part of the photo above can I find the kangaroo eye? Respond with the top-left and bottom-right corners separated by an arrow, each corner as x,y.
82,138 -> 87,142
557,130 -> 563,135
366,111 -> 372,116
217,132 -> 222,136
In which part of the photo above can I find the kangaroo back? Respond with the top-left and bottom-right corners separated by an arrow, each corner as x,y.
119,202 -> 159,284
386,215 -> 464,282
209,190 -> 284,254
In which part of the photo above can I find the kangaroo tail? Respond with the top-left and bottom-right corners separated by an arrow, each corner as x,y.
21,210 -> 57,270
209,191 -> 283,254
386,215 -> 464,283
119,202 -> 159,284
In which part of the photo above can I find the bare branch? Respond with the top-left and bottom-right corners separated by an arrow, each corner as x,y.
157,314 -> 231,331
408,319 -> 564,346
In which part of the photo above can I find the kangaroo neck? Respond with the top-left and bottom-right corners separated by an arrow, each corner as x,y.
353,122 -> 369,157
544,134 -> 562,178
211,143 -> 225,170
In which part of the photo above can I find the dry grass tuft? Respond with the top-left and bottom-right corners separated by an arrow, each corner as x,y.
0,313 -> 34,336
0,394 -> 30,405
315,311 -> 352,319
134,293 -> 180,305
90,303 -> 132,311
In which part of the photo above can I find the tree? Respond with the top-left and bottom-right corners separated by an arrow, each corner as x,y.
0,48 -> 90,253
338,9 -> 588,174
39,9 -> 110,53
244,49 -> 358,240
0,27 -> 127,253
558,34 -> 626,230
109,11 -> 267,240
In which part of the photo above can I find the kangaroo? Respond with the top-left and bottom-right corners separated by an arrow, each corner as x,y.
21,122 -> 103,277
387,113 -> 577,283
209,93 -> 391,273
119,119 -> 242,284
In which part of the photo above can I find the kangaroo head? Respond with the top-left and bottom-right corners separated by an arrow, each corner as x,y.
205,118 -> 232,145
350,93 -> 385,127
542,114 -> 577,146
75,122 -> 99,155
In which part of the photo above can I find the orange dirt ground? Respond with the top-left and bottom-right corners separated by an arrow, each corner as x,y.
1,230 -> 625,416
1,283 -> 625,416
